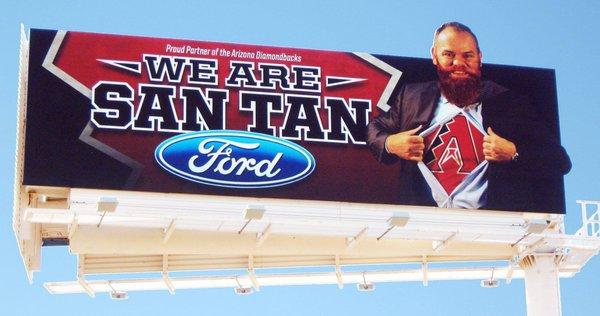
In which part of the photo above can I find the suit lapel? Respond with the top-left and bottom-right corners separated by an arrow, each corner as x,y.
479,81 -> 508,130
481,97 -> 493,130
413,84 -> 439,128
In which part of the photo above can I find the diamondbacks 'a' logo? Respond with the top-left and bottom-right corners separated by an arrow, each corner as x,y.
423,114 -> 485,194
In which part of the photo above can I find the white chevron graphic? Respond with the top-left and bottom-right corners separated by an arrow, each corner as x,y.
325,76 -> 366,88
98,59 -> 142,74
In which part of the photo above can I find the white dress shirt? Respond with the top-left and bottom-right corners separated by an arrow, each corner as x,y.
417,96 -> 489,209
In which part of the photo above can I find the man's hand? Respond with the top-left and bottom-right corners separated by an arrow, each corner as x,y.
483,127 -> 517,162
385,125 -> 425,162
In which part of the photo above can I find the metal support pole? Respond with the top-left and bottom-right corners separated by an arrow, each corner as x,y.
521,253 -> 562,316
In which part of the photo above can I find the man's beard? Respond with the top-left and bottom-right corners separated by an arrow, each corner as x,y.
437,67 -> 482,107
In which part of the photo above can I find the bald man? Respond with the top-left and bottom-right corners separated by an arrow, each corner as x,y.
367,22 -> 571,211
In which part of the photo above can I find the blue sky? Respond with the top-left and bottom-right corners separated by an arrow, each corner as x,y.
1,1 -> 599,315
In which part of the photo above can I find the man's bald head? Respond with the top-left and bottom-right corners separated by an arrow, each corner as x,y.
433,22 -> 480,53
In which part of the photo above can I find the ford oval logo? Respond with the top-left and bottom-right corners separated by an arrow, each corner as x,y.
155,130 -> 316,188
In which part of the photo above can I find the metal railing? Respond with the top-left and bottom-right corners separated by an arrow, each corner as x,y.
576,200 -> 600,237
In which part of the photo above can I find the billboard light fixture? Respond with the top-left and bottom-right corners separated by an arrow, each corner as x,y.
526,219 -> 550,234
96,196 -> 118,228
357,283 -> 375,292
234,276 -> 253,295
511,219 -> 550,247
31,193 -> 68,204
37,194 -> 48,203
357,273 -> 375,292
388,212 -> 410,227
107,281 -> 127,300
97,196 -> 118,213
480,268 -> 499,288
234,287 -> 253,295
243,207 -> 265,220
377,213 -> 410,240
480,279 -> 499,288
238,206 -> 265,234
110,291 -> 129,300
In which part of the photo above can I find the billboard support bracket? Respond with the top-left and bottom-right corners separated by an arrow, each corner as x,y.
422,256 -> 429,286
335,255 -> 343,289
77,255 -> 95,298
68,217 -> 78,240
506,258 -> 516,284
163,219 -> 177,244
346,227 -> 368,249
432,231 -> 457,252
247,255 -> 260,292
162,255 -> 175,294
256,223 -> 272,248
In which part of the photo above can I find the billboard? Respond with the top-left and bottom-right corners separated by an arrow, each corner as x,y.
23,28 -> 570,213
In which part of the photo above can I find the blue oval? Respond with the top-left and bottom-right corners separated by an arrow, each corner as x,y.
155,130 -> 316,188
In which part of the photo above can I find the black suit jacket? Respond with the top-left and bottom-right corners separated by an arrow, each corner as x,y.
367,81 -> 571,212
